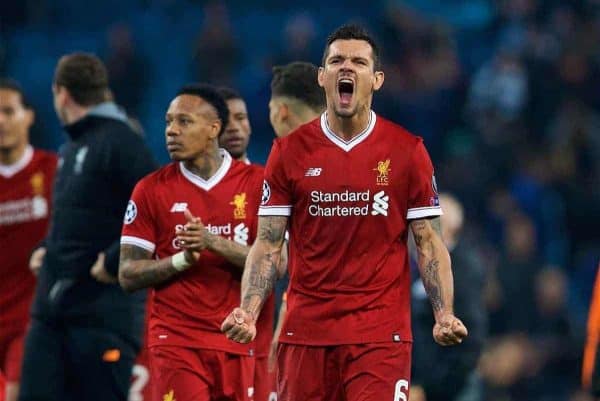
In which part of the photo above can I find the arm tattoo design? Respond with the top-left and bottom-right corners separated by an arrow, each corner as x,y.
430,217 -> 442,237
241,216 -> 287,316
411,217 -> 446,313
119,244 -> 179,291
209,235 -> 248,270
258,216 -> 288,244
423,259 -> 444,312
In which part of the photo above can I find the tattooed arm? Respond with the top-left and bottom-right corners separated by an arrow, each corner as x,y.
118,245 -> 193,292
205,235 -> 249,270
241,216 -> 287,317
221,215 -> 288,343
410,217 -> 468,345
411,217 -> 453,317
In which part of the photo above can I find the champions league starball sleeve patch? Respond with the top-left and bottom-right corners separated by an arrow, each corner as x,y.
261,180 -> 271,205
123,200 -> 137,224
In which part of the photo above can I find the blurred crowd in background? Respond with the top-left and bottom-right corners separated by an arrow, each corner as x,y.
0,0 -> 598,400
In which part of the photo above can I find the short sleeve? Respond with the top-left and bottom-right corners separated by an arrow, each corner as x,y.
247,167 -> 265,244
407,140 -> 443,220
258,140 -> 292,216
120,180 -> 157,253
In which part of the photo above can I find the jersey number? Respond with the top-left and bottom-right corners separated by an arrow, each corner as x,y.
129,364 -> 150,401
393,379 -> 409,401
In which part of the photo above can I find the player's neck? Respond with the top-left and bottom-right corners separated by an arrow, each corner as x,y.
235,153 -> 248,163
293,109 -> 320,130
185,150 -> 223,181
326,107 -> 371,141
0,142 -> 27,166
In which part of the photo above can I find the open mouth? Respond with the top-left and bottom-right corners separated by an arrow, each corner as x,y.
338,79 -> 354,106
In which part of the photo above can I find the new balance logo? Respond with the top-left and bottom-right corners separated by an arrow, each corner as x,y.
305,168 -> 322,177
170,202 -> 188,212
371,191 -> 389,216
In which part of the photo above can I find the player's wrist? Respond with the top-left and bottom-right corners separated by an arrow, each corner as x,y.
241,307 -> 257,323
171,251 -> 192,271
205,231 -> 217,250
434,309 -> 454,323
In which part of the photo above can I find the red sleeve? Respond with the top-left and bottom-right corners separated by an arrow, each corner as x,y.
120,179 -> 157,254
248,166 -> 265,244
407,139 -> 443,220
258,140 -> 292,216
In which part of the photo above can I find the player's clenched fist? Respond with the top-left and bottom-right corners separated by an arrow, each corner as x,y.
433,313 -> 468,346
221,308 -> 257,343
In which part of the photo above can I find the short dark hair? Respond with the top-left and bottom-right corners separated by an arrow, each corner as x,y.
271,62 -> 325,112
0,78 -> 31,109
322,24 -> 380,70
216,86 -> 243,102
177,83 -> 229,136
54,52 -> 110,106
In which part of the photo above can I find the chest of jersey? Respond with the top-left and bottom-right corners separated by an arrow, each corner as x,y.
152,177 -> 258,257
291,145 -> 410,222
0,165 -> 52,227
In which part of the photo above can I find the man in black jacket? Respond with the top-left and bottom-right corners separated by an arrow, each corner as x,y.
18,53 -> 157,401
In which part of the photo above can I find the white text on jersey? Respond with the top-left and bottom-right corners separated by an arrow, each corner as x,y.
308,190 -> 390,217
170,202 -> 188,213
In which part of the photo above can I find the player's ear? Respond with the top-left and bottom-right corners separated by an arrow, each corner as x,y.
209,120 -> 221,139
318,67 -> 325,88
279,103 -> 289,121
24,108 -> 35,129
373,71 -> 384,92
52,84 -> 68,107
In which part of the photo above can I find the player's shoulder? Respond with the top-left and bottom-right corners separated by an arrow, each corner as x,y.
231,159 -> 264,181
375,114 -> 423,147
136,162 -> 177,190
276,116 -> 321,149
32,148 -> 58,164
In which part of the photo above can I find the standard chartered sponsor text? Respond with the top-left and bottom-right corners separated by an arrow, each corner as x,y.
309,190 -> 371,217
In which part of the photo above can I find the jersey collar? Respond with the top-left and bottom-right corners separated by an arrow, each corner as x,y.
320,110 -> 376,152
179,149 -> 233,191
0,145 -> 34,178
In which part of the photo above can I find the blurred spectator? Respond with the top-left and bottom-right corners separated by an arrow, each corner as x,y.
191,2 -> 239,85
410,193 -> 488,401
527,267 -> 580,400
104,23 -> 148,118
478,334 -> 537,401
467,50 -> 528,145
272,12 -> 319,65
487,211 -> 540,335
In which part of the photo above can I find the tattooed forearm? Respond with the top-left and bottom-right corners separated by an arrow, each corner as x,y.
118,244 -> 182,292
430,217 -> 442,237
410,217 -> 454,319
241,250 -> 279,318
422,259 -> 444,312
208,235 -> 249,270
258,216 -> 288,244
240,216 -> 287,318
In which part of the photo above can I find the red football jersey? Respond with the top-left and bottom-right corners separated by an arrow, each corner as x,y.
260,112 -> 442,345
121,151 -> 273,356
0,146 -> 57,333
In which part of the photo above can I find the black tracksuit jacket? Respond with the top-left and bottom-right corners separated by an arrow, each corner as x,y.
32,104 -> 157,345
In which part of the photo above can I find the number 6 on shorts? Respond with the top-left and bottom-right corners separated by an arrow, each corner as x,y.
393,379 -> 409,401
